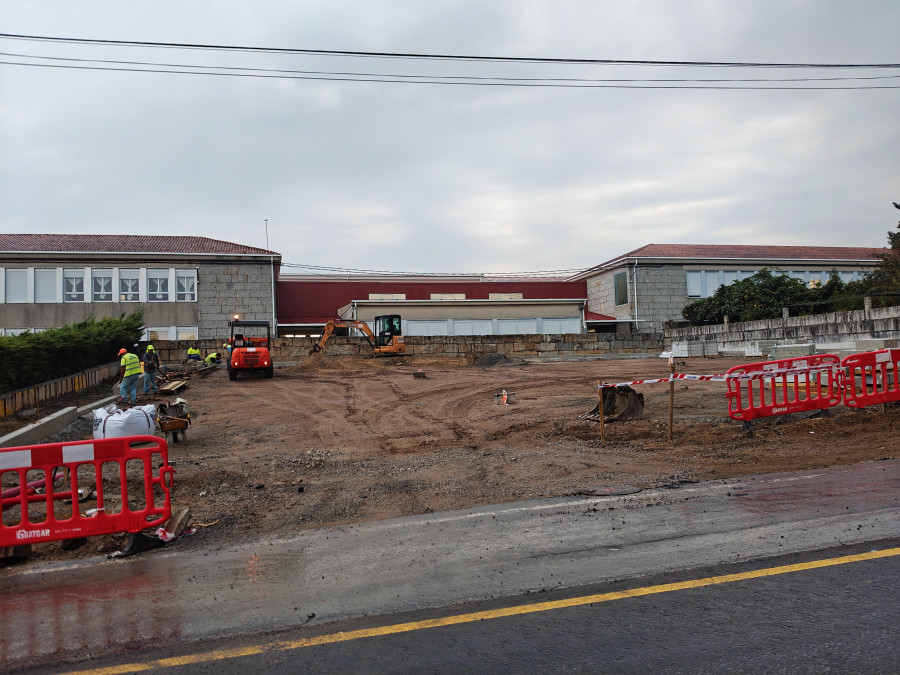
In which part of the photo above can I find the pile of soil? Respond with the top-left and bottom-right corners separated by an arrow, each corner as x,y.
3,355 -> 897,565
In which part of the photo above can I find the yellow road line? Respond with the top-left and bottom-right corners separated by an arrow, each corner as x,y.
68,546 -> 900,674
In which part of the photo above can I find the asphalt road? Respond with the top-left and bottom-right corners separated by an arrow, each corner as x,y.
3,458 -> 899,673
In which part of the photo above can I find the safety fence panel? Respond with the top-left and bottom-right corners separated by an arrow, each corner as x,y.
0,435 -> 173,547
725,354 -> 843,422
841,349 -> 900,409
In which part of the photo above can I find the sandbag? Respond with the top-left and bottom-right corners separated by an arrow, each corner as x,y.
92,404 -> 157,439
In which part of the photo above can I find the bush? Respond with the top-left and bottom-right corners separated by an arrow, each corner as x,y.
0,311 -> 144,394
681,269 -> 860,325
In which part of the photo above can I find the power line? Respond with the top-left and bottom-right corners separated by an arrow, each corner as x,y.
279,262 -> 585,277
3,51 -> 899,86
2,33 -> 899,69
5,60 -> 899,89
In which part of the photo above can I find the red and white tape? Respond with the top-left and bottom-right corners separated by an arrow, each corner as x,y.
599,363 -> 841,389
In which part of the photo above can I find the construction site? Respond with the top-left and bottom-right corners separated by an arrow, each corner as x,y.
2,348 -> 897,565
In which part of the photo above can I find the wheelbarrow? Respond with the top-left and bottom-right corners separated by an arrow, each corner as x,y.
158,399 -> 191,444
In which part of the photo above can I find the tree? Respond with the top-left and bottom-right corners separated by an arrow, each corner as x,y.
682,269 -> 819,325
855,207 -> 900,308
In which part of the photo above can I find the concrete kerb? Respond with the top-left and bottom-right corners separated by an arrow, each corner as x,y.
0,394 -> 121,448
0,407 -> 78,448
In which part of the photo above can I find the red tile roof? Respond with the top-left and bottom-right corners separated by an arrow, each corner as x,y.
584,310 -> 616,321
0,234 -> 278,256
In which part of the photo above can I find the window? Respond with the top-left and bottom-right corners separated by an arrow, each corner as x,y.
4,268 -> 28,303
147,269 -> 169,302
722,271 -> 738,286
119,269 -> 140,302
368,293 -> 406,300
34,269 -> 58,303
686,271 -> 702,298
430,293 -> 465,300
147,327 -> 171,341
92,269 -> 113,302
614,272 -> 628,306
176,270 -> 197,302
176,326 -> 198,340
63,269 -> 85,302
489,292 -> 524,300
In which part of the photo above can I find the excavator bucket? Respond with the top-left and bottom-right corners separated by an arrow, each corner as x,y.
580,386 -> 645,423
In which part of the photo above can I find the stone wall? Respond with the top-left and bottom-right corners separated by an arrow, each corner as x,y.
150,332 -> 665,365
663,305 -> 900,354
198,262 -> 276,338
585,266 -> 692,333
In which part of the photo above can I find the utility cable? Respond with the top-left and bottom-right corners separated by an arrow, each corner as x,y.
5,60 -> 899,89
3,51 -> 900,85
2,33 -> 899,69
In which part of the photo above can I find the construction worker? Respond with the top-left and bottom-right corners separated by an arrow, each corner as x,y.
143,344 -> 160,394
204,352 -> 221,365
117,347 -> 141,405
223,342 -> 232,359
187,342 -> 201,361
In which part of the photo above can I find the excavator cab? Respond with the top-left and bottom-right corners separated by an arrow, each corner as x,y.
373,314 -> 402,348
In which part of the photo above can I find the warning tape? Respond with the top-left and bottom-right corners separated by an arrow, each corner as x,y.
599,363 -> 842,389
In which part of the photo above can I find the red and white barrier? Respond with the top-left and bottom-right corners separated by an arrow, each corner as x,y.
0,435 -> 174,547
842,349 -> 900,409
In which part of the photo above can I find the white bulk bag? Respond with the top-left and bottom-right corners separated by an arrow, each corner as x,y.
92,404 -> 157,439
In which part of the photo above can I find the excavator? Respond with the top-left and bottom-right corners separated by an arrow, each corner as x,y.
309,314 -> 405,356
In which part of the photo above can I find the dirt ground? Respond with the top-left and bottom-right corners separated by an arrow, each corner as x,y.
3,354 -> 898,565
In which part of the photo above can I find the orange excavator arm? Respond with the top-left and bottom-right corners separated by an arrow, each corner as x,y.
309,319 -> 377,356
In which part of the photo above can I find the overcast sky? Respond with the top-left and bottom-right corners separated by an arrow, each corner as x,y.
1,1 -> 898,276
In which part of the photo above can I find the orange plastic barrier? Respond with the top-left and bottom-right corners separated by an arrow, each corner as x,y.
725,354 -> 843,422
0,435 -> 173,547
841,348 -> 900,408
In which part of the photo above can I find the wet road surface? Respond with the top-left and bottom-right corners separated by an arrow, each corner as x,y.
2,458 -> 899,672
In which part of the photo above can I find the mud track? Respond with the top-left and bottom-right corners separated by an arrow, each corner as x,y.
6,354 -> 898,564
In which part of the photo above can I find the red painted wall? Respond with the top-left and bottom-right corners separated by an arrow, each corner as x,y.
277,279 -> 587,324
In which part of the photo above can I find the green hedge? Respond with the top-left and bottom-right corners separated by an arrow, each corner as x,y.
0,311 -> 144,394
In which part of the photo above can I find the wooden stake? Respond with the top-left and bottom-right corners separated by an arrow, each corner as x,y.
598,379 -> 605,445
668,356 -> 675,444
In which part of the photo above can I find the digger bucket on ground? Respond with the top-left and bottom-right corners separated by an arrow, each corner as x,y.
580,386 -> 645,423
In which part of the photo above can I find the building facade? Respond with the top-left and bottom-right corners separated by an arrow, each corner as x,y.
572,244 -> 885,332
275,275 -> 603,337
0,234 -> 280,340
2,236 -> 887,340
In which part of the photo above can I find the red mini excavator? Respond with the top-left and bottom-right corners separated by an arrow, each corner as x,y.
228,320 -> 274,380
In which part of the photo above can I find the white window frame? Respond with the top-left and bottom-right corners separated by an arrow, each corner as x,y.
34,268 -> 60,303
368,293 -> 406,300
92,268 -> 113,303
147,269 -> 170,302
488,292 -> 524,300
63,269 -> 85,303
119,268 -> 140,302
175,269 -> 197,302
176,326 -> 198,340
430,293 -> 465,300
4,268 -> 28,303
